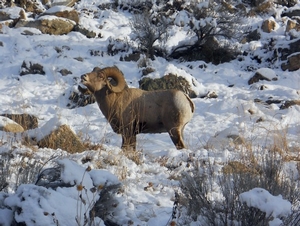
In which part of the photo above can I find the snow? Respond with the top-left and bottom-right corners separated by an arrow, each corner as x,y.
0,1 -> 299,225
240,188 -> 292,226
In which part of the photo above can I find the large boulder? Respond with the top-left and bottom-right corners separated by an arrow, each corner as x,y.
51,0 -> 78,7
15,15 -> 75,35
37,124 -> 85,153
285,19 -> 300,33
20,60 -> 45,76
280,39 -> 300,61
281,53 -> 300,71
139,73 -> 197,98
0,116 -> 24,133
261,18 -> 277,33
67,89 -> 96,108
39,6 -> 79,24
282,9 -> 300,19
248,68 -> 278,85
0,114 -> 38,130
14,0 -> 45,14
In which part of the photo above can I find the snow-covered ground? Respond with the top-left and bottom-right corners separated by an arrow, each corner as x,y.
0,0 -> 299,225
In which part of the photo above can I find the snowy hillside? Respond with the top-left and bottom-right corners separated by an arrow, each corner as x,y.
0,0 -> 300,225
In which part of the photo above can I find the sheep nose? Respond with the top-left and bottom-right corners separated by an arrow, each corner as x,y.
81,74 -> 87,81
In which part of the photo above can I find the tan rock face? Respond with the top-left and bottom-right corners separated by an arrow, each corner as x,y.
0,114 -> 38,130
15,16 -> 75,35
281,53 -> 300,71
40,7 -> 79,24
261,19 -> 276,33
37,124 -> 85,153
285,19 -> 300,33
0,116 -> 24,133
51,0 -> 78,7
0,10 -> 11,21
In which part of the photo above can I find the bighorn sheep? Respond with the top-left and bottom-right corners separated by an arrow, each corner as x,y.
79,66 -> 195,150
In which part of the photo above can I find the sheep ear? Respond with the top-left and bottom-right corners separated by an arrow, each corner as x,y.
93,67 -> 102,72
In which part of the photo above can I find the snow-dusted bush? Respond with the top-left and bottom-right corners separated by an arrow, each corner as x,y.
130,11 -> 169,59
178,149 -> 300,225
0,152 -> 42,193
169,0 -> 242,63
0,159 -> 126,226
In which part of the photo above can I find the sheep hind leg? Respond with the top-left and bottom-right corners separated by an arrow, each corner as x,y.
168,127 -> 186,149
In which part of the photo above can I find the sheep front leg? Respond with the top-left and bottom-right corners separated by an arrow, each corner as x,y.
121,134 -> 137,151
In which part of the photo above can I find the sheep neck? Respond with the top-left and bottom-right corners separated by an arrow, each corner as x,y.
94,87 -> 121,121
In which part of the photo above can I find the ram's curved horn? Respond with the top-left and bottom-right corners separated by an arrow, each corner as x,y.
100,67 -> 127,93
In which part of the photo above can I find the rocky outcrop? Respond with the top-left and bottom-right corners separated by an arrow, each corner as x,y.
37,124 -> 85,153
20,60 -> 45,76
14,0 -> 45,14
261,18 -> 277,33
0,116 -> 24,133
281,53 -> 300,71
248,68 -> 278,85
0,114 -> 38,130
285,19 -> 300,33
51,0 -> 79,7
139,73 -> 197,98
67,89 -> 96,108
280,100 -> 300,109
15,16 -> 75,35
39,6 -> 79,24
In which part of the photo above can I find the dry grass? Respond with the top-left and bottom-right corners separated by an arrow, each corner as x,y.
171,120 -> 300,225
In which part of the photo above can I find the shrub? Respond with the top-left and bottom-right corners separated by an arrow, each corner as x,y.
0,152 -> 43,192
178,148 -> 300,225
169,0 -> 243,63
130,11 -> 169,59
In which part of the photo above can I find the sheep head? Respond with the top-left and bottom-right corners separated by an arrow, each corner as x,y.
80,66 -> 127,93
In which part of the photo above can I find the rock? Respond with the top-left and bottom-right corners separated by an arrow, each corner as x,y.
241,29 -> 261,44
15,16 -> 75,35
14,0 -> 45,14
0,114 -> 38,130
261,18 -> 276,33
248,68 -> 278,85
282,9 -> 300,19
139,73 -> 197,98
59,68 -> 72,76
200,91 -> 218,99
280,39 -> 300,61
281,53 -> 300,71
285,19 -> 300,33
67,89 -> 96,108
141,67 -> 155,76
0,10 -> 11,21
280,100 -> 300,109
51,0 -> 78,7
39,6 -> 79,24
0,116 -> 24,133
74,25 -> 97,38
37,124 -> 85,153
122,53 -> 141,62
20,60 -> 45,76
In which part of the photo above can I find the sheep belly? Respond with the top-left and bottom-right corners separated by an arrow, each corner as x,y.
137,121 -> 167,134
